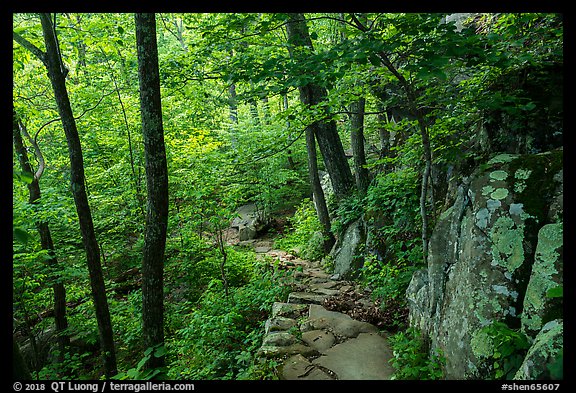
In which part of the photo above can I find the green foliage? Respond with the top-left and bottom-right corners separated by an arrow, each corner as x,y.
112,344 -> 166,380
167,264 -> 290,380
274,198 -> 326,261
332,192 -> 365,235
365,167 -> 421,236
389,327 -> 445,380
361,166 -> 422,326
361,254 -> 419,303
38,350 -> 93,380
546,285 -> 563,299
477,322 -> 531,380
12,12 -> 562,380
547,349 -> 563,380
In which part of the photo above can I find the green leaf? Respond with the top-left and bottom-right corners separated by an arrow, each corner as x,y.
154,344 -> 167,358
546,285 -> 563,299
14,171 -> 34,184
13,227 -> 32,245
136,356 -> 149,371
117,26 -> 124,35
369,53 -> 381,66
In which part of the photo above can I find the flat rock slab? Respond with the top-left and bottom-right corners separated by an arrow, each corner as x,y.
305,304 -> 379,338
312,332 -> 395,380
281,354 -> 334,380
301,330 -> 336,353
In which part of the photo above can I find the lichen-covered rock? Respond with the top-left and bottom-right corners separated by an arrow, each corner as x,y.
406,150 -> 563,379
329,218 -> 366,279
514,319 -> 563,380
521,223 -> 563,339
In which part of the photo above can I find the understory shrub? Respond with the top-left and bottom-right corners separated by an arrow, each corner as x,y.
389,327 -> 445,380
167,264 -> 291,380
274,198 -> 326,261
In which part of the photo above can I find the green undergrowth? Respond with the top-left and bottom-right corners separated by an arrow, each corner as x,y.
166,263 -> 291,380
274,198 -> 326,261
389,327 -> 445,380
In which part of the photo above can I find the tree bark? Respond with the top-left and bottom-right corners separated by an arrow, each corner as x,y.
285,13 -> 354,200
36,13 -> 117,377
13,108 -> 69,360
349,97 -> 370,194
306,128 -> 335,252
135,12 -> 169,370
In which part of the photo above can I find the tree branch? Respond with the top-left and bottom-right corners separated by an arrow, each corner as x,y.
13,31 -> 46,65
18,118 -> 46,181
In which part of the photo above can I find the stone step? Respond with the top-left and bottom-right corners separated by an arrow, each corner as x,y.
271,302 -> 308,319
287,292 -> 328,305
311,332 -> 394,380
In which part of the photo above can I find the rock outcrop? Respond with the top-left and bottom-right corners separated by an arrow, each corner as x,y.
406,150 -> 563,379
230,203 -> 268,241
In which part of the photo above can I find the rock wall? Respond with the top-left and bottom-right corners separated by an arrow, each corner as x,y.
406,150 -> 563,379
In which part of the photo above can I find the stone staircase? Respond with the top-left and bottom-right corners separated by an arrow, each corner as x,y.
251,241 -> 395,380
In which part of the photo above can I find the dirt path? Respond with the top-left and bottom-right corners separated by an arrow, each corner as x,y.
242,237 -> 396,380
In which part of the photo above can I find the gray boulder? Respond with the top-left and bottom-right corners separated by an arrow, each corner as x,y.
514,319 -> 563,380
406,150 -> 563,379
230,203 -> 267,241
330,218 -> 366,279
521,223 -> 563,339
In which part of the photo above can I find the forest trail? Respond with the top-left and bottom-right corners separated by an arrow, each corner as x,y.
237,236 -> 395,380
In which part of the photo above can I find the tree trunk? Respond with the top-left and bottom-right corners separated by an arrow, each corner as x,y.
283,94 -> 297,170
37,13 -> 117,377
306,128 -> 335,252
13,108 -> 69,360
286,13 -> 354,200
349,97 -> 370,194
228,82 -> 239,150
135,12 -> 169,370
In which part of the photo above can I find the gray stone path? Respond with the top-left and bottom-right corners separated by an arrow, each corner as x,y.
251,241 -> 395,380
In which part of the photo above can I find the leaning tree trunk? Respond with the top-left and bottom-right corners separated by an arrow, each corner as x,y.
13,108 -> 69,359
35,13 -> 117,377
305,128 -> 335,252
135,12 -> 169,371
286,13 -> 354,200
349,97 -> 370,195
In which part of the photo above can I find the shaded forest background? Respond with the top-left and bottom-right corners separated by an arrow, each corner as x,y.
12,12 -> 563,380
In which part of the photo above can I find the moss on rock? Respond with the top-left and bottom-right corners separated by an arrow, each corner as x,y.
521,223 -> 563,338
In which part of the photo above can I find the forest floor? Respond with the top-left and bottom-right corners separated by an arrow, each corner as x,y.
232,232 -> 396,380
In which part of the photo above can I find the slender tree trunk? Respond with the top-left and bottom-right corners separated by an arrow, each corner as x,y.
34,13 -> 117,377
349,97 -> 370,194
283,94 -> 296,170
102,50 -> 146,217
13,109 -> 69,360
286,13 -> 354,200
228,82 -> 239,150
249,81 -> 261,127
135,12 -> 169,370
306,128 -> 335,252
